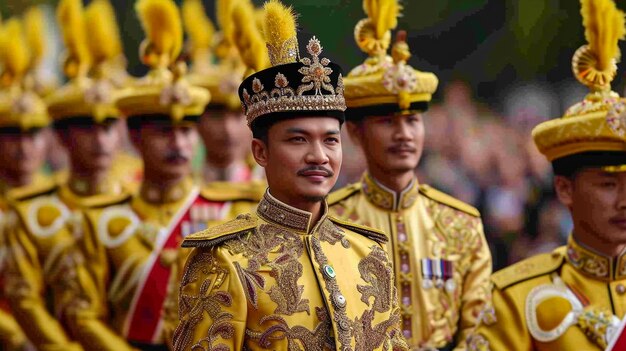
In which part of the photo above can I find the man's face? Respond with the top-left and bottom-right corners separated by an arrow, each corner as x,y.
253,117 -> 341,203
198,109 -> 250,168
556,169 -> 626,246
134,122 -> 198,182
0,129 -> 47,182
62,120 -> 121,173
349,113 -> 424,175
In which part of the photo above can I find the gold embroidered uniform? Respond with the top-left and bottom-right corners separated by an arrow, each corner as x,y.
173,191 -> 408,351
329,175 -> 491,350
468,238 -> 626,350
468,0 -> 626,349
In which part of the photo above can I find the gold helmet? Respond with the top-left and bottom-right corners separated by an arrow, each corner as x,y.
115,0 -> 210,123
532,0 -> 626,174
343,0 -> 438,120
0,15 -> 49,131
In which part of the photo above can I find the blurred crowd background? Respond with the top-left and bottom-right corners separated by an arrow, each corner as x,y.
4,0 -> 624,270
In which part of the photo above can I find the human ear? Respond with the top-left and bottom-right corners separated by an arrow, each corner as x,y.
554,175 -> 574,207
251,138 -> 268,168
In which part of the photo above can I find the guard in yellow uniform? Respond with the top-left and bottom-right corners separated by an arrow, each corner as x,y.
0,13 -> 50,350
183,0 -> 263,183
62,1 -> 262,349
467,1 -> 626,350
173,1 -> 408,350
327,1 -> 491,349
0,13 -> 84,351
4,0 -> 144,349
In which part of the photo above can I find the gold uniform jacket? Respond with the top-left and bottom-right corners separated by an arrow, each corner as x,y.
68,179 -> 262,350
173,191 -> 409,351
2,181 -> 100,351
0,184 -> 37,351
467,236 -> 626,351
328,174 -> 492,350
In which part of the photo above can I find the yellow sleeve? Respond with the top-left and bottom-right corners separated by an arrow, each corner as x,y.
388,264 -> 410,351
3,212 -> 83,351
162,246 -> 192,349
466,284 -> 533,351
0,309 -> 27,351
172,246 -> 248,351
455,220 -> 493,350
61,213 -> 136,351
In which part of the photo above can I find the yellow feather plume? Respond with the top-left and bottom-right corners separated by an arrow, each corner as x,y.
217,0 -> 239,40
183,0 -> 215,53
85,0 -> 123,64
264,0 -> 297,50
0,18 -> 30,81
57,0 -> 91,69
363,0 -> 400,40
232,1 -> 269,73
581,0 -> 625,71
135,0 -> 183,63
23,6 -> 46,67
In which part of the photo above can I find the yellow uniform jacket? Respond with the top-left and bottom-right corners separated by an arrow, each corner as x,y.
68,178 -> 263,350
467,236 -> 626,350
328,173 -> 492,350
0,182 -> 37,351
2,180 -> 88,351
173,191 -> 409,351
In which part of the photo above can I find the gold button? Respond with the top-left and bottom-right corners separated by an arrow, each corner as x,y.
617,284 -> 626,295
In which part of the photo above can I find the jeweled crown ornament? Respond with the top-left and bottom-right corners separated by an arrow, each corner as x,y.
237,0 -> 346,129
532,0 -> 626,163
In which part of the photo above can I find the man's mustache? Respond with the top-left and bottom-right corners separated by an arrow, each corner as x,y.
297,165 -> 334,177
165,151 -> 189,163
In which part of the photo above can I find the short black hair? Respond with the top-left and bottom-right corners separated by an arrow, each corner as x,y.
552,151 -> 626,178
344,101 -> 429,122
52,116 -> 118,131
0,126 -> 44,136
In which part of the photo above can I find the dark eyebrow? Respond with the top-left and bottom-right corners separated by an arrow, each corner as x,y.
326,129 -> 340,135
286,127 -> 309,135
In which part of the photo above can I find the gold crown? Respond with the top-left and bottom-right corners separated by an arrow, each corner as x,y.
46,0 -> 122,123
183,0 -> 244,111
343,0 -> 438,113
115,0 -> 210,121
0,16 -> 50,130
532,0 -> 626,161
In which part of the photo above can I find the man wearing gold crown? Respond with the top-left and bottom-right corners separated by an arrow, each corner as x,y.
326,1 -> 491,350
60,0 -> 263,350
173,1 -> 408,350
0,13 -> 52,351
2,2 -> 143,350
182,0 -> 263,184
467,0 -> 626,350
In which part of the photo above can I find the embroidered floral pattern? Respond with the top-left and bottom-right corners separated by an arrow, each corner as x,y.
298,37 -> 336,96
566,238 -> 613,280
466,334 -> 491,351
352,308 -> 401,351
174,251 -> 234,351
357,246 -> 393,313
318,219 -> 350,248
246,307 -> 335,350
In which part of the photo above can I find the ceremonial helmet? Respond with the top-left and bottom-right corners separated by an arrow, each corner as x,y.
532,0 -> 626,175
343,0 -> 438,120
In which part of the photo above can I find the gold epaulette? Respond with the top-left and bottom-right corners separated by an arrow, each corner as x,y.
419,184 -> 480,217
491,247 -> 566,290
327,183 -> 361,206
200,181 -> 265,202
11,193 -> 71,239
327,215 -> 388,245
79,192 -> 132,209
182,213 -> 258,248
6,179 -> 57,202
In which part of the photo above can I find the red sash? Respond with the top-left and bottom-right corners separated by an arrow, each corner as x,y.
124,190 -> 229,343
